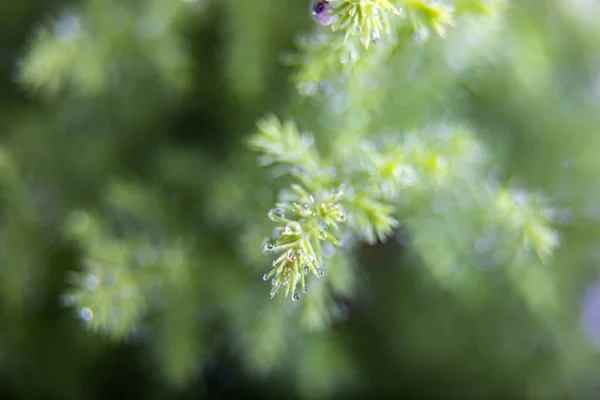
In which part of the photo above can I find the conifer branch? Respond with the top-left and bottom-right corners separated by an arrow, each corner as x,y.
292,0 -> 506,96
250,118 -> 561,301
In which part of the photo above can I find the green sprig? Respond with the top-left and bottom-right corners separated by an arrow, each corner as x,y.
261,183 -> 349,301
250,116 -> 563,302
332,0 -> 401,47
249,115 -> 321,175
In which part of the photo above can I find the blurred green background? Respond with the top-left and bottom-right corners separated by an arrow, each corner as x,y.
1,0 -> 600,399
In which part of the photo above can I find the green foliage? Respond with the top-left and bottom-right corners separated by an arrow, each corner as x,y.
1,0 -> 600,398
250,115 -> 561,305
332,0 -> 401,46
18,0 -> 200,96
291,0 -> 506,93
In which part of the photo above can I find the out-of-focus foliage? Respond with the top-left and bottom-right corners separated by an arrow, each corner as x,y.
0,0 -> 600,399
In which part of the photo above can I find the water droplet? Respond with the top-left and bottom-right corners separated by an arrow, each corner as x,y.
80,307 -> 93,321
303,266 -> 310,274
297,248 -> 304,256
85,275 -> 100,291
302,203 -> 313,216
475,238 -> 489,254
323,242 -> 336,258
285,222 -> 303,235
260,155 -> 274,166
54,13 -> 81,42
263,243 -> 275,252
318,230 -> 327,240
512,188 -> 529,206
301,134 -> 315,148
303,286 -> 309,293
316,268 -> 325,277
397,165 -> 418,186
268,208 -> 285,221
292,293 -> 301,301
262,273 -> 270,282
294,167 -> 308,176
271,228 -> 282,240
270,287 -> 279,297
320,80 -> 332,92
310,0 -> 334,26
297,82 -> 318,96
414,27 -> 430,44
